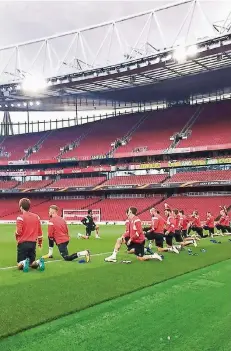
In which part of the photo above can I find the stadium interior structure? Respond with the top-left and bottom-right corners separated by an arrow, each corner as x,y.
1,0 -> 231,224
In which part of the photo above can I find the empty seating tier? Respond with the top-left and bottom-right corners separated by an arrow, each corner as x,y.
103,174 -> 167,186
167,170 -> 231,183
48,177 -> 106,188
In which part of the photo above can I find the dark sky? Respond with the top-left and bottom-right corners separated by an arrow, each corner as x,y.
0,1 -> 229,47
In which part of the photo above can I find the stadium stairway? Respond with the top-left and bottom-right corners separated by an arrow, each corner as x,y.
57,125 -> 93,159
107,112 -> 150,158
138,196 -> 165,219
0,136 -> 6,147
138,193 -> 173,221
80,197 -> 103,209
23,130 -> 53,160
166,105 -> 204,153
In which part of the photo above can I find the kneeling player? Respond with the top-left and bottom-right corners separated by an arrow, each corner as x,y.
105,207 -> 163,262
216,209 -> 231,235
16,198 -> 45,273
173,209 -> 197,250
43,205 -> 90,262
203,211 -> 215,237
144,208 -> 173,253
77,210 -> 100,239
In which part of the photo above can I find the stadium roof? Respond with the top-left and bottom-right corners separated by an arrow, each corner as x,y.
0,0 -> 231,110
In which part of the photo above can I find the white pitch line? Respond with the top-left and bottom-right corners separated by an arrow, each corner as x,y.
0,251 -> 112,271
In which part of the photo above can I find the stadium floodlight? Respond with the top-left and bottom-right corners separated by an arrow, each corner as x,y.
17,103 -> 21,107
22,74 -> 47,93
151,57 -> 160,64
36,101 -> 40,106
173,46 -> 187,62
187,45 -> 198,57
162,54 -> 172,62
23,102 -> 27,107
29,101 -> 34,106
4,104 -> 8,107
16,85 -> 21,90
11,104 -> 14,107
0,105 -> 2,108
47,80 -> 52,86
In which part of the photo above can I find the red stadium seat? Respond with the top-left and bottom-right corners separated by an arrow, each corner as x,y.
48,177 -> 106,188
166,170 -> 231,183
103,174 -> 167,186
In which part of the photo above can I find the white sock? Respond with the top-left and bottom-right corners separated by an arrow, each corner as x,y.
148,241 -> 153,249
48,247 -> 53,256
19,259 -> 26,266
112,249 -> 118,258
36,259 -> 41,266
149,253 -> 158,258
167,247 -> 173,252
78,250 -> 87,257
175,245 -> 181,249
149,253 -> 161,260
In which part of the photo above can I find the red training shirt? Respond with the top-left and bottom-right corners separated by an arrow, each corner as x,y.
129,216 -> 145,244
166,215 -> 175,233
151,214 -> 165,234
48,215 -> 70,245
206,215 -> 214,228
192,215 -> 201,228
219,215 -> 230,226
16,211 -> 43,244
175,214 -> 181,231
180,215 -> 189,230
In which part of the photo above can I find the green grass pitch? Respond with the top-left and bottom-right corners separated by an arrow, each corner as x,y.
0,224 -> 230,350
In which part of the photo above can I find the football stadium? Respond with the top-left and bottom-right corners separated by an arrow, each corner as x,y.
0,0 -> 231,350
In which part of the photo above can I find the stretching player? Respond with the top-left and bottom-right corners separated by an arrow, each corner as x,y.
15,198 -> 45,273
173,209 -> 197,249
105,207 -> 163,262
188,211 -> 205,238
164,208 -> 179,254
203,212 -> 215,237
144,208 -> 177,254
104,210 -> 130,262
43,205 -> 90,262
216,209 -> 231,235
179,210 -> 189,238
77,210 -> 100,239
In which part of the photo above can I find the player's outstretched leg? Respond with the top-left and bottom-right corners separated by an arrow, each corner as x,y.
137,253 -> 163,261
165,234 -> 179,254
95,225 -> 101,239
77,233 -> 89,240
63,250 -> 91,263
127,244 -> 163,262
104,237 -> 123,262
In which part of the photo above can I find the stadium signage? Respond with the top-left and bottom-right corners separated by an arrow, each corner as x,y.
0,157 -> 231,179
101,185 -> 134,190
